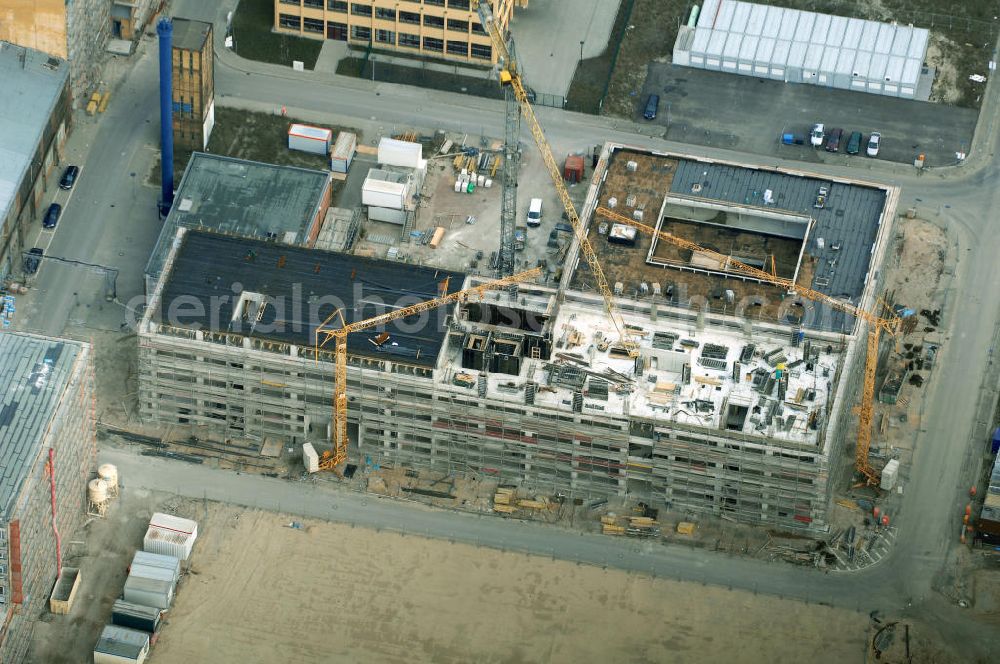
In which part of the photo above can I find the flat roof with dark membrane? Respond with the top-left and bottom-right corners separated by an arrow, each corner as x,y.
155,231 -> 466,368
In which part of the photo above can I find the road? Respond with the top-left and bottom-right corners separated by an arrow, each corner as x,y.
18,1 -> 1000,659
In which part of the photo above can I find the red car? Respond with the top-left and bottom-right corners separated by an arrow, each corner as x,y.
825,128 -> 843,153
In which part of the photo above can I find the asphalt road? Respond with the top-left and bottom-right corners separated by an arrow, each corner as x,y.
18,0 -> 1000,658
638,64 -> 980,166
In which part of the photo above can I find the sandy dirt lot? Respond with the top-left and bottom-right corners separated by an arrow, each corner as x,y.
151,505 -> 868,664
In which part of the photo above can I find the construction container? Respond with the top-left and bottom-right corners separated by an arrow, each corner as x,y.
330,131 -> 357,173
368,206 -> 407,225
302,442 -> 319,473
378,137 -> 423,169
563,154 -> 585,183
49,567 -> 81,614
288,124 -> 332,155
143,512 -> 197,561
112,600 -> 162,634
880,459 -> 900,491
94,625 -> 150,664
362,177 -> 407,209
123,575 -> 175,610
608,224 -> 638,246
428,226 -> 445,249
676,521 -> 697,535
131,551 -> 181,582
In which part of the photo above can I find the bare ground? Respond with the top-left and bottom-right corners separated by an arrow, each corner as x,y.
153,504 -> 870,664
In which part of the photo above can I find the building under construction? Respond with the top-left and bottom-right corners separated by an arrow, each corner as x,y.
0,333 -> 94,664
137,144 -> 897,531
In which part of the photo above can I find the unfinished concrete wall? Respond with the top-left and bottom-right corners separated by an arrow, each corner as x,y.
0,0 -> 68,59
0,344 -> 94,664
137,322 -> 832,530
65,0 -> 109,101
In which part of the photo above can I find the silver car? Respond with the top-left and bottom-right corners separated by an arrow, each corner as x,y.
866,132 -> 881,157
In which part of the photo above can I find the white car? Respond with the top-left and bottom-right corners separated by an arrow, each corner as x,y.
866,132 -> 881,157
809,123 -> 825,147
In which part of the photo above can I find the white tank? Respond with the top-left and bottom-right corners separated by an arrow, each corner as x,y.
98,463 -> 118,490
88,478 -> 108,504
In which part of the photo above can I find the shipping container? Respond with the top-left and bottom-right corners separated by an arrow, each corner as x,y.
94,625 -> 150,664
367,206 -> 408,225
330,131 -> 357,173
112,600 -> 162,634
143,513 -> 197,560
378,137 -> 422,169
288,124 -> 332,155
123,575 -> 175,610
563,155 -> 585,183
362,178 -> 407,209
131,551 -> 181,582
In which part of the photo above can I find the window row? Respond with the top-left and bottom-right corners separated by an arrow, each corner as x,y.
282,17 -> 493,59
282,1 -> 485,33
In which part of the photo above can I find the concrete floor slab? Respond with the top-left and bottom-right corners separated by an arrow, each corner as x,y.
637,63 -> 978,167
512,0 -> 622,98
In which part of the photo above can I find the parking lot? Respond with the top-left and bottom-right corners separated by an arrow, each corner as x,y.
637,63 -> 979,167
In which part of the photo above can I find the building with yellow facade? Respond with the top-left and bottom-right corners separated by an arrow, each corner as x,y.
273,0 -> 520,64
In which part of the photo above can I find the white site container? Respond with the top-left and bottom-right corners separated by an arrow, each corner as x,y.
880,458 -> 900,490
123,575 -> 175,610
377,137 -> 422,168
330,131 -> 357,173
362,178 -> 407,209
288,123 -> 332,155
368,206 -> 407,225
302,442 -> 319,473
143,512 -> 198,561
131,551 -> 181,582
94,625 -> 150,664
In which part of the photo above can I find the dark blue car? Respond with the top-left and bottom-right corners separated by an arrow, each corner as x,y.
43,203 -> 61,229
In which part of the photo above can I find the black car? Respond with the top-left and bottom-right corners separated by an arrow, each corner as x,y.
846,131 -> 863,155
643,94 -> 660,120
43,203 -> 61,229
825,128 -> 843,153
24,248 -> 43,274
59,165 -> 79,190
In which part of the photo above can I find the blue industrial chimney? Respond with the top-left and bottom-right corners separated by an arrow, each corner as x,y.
157,18 -> 174,216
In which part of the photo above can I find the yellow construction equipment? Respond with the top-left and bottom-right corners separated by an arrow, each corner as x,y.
595,205 -> 900,485
477,2 -> 638,356
313,267 -> 541,471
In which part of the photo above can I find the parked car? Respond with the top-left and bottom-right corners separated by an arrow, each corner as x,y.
809,123 -> 825,147
24,247 -> 43,274
814,186 -> 828,209
59,165 -> 79,190
643,94 -> 660,120
825,128 -> 843,152
43,203 -> 61,229
867,132 -> 881,157
846,131 -> 863,155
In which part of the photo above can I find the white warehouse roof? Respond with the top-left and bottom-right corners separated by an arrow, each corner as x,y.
674,0 -> 929,99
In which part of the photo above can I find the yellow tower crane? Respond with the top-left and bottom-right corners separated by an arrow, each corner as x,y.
313,267 -> 541,471
594,206 -> 900,484
477,2 -> 638,356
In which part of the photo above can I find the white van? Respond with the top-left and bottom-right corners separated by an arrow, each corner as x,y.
526,198 -> 543,227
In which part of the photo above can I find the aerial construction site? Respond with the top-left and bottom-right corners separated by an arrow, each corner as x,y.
8,0 -> 997,661
128,120 -> 899,537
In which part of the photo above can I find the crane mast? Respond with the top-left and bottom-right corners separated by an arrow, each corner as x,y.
477,1 -> 638,356
314,267 -> 541,470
